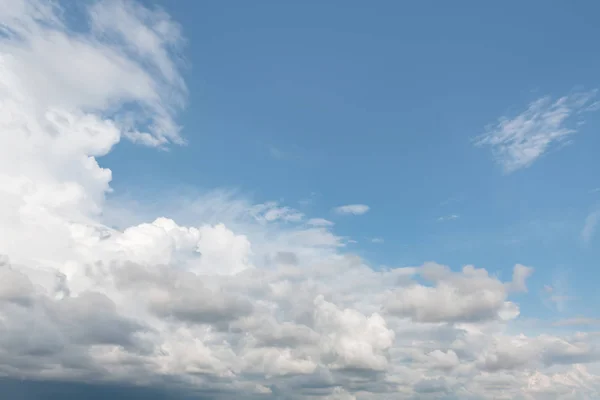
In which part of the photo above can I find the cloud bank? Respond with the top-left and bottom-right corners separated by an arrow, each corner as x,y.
1,1 -> 600,399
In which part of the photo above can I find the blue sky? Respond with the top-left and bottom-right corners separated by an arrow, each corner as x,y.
105,0 -> 600,319
3,1 -> 600,398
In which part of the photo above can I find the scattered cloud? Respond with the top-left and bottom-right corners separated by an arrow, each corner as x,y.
584,100 -> 600,112
371,237 -> 384,243
475,91 -> 598,173
439,195 -> 465,207
298,192 -> 319,207
508,264 -> 534,293
2,1 -> 600,399
582,209 -> 600,244
306,218 -> 334,227
268,145 -> 287,160
249,201 -> 304,223
553,318 -> 600,327
333,204 -> 370,215
437,214 -> 459,222
268,144 -> 304,161
543,278 -> 572,313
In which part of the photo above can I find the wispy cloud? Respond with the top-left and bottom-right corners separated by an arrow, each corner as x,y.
582,209 -> 600,244
371,237 -> 384,243
249,201 -> 304,223
439,195 -> 465,207
437,214 -> 459,222
333,204 -> 370,215
268,144 -> 304,161
543,272 -> 572,313
298,192 -> 319,207
268,145 -> 287,160
553,317 -> 600,327
475,90 -> 598,173
307,218 -> 334,227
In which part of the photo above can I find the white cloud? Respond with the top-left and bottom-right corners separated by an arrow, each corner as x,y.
313,295 -> 395,371
385,264 -> 527,323
249,201 -> 305,223
437,214 -> 459,222
582,209 -> 600,244
371,237 -> 384,243
475,91 -> 598,173
508,263 -> 534,293
333,204 -> 370,216
1,0 -> 185,149
307,218 -> 334,227
1,1 -> 600,399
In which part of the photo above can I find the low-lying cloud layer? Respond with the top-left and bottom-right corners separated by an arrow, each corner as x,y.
1,1 -> 599,399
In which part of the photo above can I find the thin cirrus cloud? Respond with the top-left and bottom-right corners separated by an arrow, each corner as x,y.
553,317 -> 600,327
3,1 -> 600,399
437,214 -> 459,222
333,203 -> 370,215
475,91 -> 598,173
268,145 -> 287,160
581,209 -> 600,244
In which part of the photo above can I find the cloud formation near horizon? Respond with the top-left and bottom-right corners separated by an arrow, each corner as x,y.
1,1 -> 600,399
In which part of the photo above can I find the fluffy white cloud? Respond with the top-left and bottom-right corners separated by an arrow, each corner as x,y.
313,295 -> 395,371
1,1 -> 599,399
333,204 -> 370,216
385,263 -> 524,323
475,91 -> 598,173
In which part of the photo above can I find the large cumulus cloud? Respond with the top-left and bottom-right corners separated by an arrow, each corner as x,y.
0,1 -> 599,399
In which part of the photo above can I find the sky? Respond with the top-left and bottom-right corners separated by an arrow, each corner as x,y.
1,0 -> 600,399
